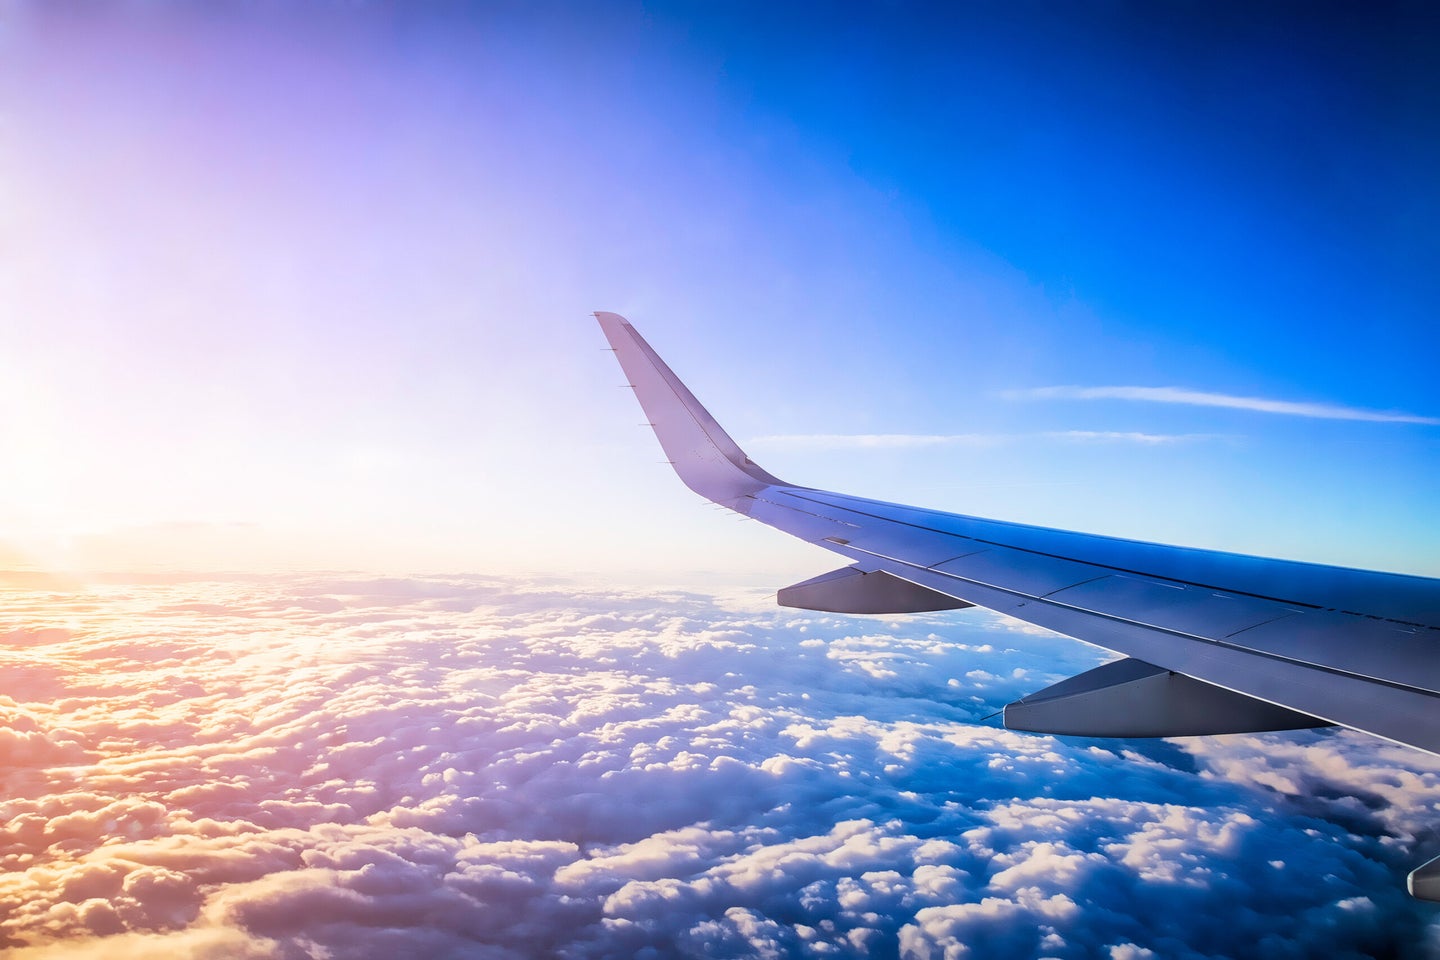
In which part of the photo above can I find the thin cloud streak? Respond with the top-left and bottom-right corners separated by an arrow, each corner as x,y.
748,431 -> 1216,450
1004,386 -> 1440,425
1043,430 -> 1224,445
748,434 -> 1001,450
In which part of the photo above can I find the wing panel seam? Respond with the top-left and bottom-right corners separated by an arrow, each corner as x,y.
780,489 -> 1332,612
836,540 -> 1440,701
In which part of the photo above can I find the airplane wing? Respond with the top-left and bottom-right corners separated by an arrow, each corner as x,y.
595,311 -> 1440,898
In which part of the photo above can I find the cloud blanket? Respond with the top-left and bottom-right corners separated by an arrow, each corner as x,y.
1,574 -> 1436,958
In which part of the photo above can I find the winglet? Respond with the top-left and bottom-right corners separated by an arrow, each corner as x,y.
596,312 -> 785,506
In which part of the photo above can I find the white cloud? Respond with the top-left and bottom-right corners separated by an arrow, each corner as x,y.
1043,430 -> 1223,444
749,431 -> 1217,450
0,574 -> 1436,957
1004,386 -> 1440,425
748,434 -> 1002,449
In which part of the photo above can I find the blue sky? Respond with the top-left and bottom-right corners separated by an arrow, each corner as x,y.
3,1 -> 1438,581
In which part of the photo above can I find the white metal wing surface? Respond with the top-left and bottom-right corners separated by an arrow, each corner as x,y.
596,311 -> 1440,896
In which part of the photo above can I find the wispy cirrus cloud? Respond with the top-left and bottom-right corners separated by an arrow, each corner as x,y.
1003,386 -> 1440,425
1043,430 -> 1227,445
748,431 -> 1215,450
748,433 -> 1002,449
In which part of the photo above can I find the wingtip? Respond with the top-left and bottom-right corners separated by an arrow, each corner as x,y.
596,310 -> 786,502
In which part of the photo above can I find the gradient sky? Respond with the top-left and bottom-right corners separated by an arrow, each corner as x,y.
4,2 -> 1439,581
6,7 -> 1440,958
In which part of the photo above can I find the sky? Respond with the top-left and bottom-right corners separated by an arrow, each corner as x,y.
5,2 -> 1440,958
2,0 -> 1438,580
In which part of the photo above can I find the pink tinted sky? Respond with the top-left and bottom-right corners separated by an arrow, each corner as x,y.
4,4 -> 1437,582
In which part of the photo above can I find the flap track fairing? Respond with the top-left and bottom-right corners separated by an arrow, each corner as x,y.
779,566 -> 975,615
1003,657 -> 1330,738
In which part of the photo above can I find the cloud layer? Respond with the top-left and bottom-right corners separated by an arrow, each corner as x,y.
1,573 -> 1438,958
